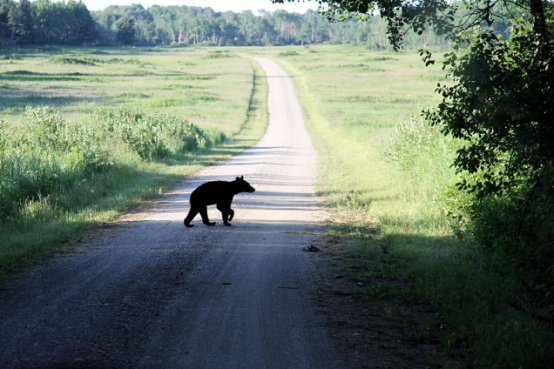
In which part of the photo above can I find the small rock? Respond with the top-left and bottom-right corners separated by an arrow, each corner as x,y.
303,245 -> 320,252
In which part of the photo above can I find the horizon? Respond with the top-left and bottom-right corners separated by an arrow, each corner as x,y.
79,0 -> 321,14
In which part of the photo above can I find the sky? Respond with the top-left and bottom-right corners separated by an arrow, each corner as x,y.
80,0 -> 320,13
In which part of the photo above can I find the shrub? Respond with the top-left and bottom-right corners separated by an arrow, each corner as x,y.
49,55 -> 98,65
0,106 -> 226,222
89,107 -> 225,159
383,115 -> 460,183
277,50 -> 299,57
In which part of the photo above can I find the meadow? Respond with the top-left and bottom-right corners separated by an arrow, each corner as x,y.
1,44 -> 551,367
271,45 -> 552,368
0,46 -> 268,272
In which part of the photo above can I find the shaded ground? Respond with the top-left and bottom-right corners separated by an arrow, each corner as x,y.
306,221 -> 468,369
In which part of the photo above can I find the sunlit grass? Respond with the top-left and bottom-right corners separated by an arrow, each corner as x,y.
273,44 -> 553,368
0,46 -> 253,131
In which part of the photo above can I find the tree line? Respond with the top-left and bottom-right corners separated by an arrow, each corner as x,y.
0,0 -> 489,49
0,0 -> 96,46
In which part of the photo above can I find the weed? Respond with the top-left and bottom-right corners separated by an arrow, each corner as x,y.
204,53 -> 237,59
176,75 -> 216,80
49,55 -> 98,65
277,50 -> 299,57
363,56 -> 396,62
397,285 -> 422,301
1,55 -> 22,60
364,282 -> 393,300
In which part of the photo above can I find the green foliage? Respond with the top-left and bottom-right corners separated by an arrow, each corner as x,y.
203,52 -> 237,59
48,55 -> 143,65
274,0 -> 456,50
383,115 -> 459,182
0,106 -> 225,220
426,21 -> 554,311
89,107 -> 225,159
1,54 -> 22,60
116,16 -> 136,45
0,0 -> 98,45
277,50 -> 299,56
89,3 -> 465,49
0,107 -> 111,219
49,55 -> 98,65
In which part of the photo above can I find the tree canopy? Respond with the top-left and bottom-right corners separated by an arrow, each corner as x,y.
0,0 -> 97,45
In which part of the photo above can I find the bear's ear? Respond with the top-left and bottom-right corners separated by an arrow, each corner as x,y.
241,175 -> 244,180
236,176 -> 240,181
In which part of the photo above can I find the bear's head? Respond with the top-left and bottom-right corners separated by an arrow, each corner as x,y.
236,176 -> 256,193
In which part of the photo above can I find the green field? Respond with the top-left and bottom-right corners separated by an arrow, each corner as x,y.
0,47 -> 255,134
1,45 -> 551,367
0,46 -> 268,271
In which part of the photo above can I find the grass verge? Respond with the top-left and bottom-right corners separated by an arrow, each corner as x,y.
275,45 -> 553,368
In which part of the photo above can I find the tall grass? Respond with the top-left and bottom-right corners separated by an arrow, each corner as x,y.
277,45 -> 553,368
0,105 -> 224,234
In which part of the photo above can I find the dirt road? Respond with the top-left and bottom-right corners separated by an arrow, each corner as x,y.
0,59 -> 346,368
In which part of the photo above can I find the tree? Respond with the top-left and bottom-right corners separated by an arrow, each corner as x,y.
71,0 -> 97,44
88,2 -> 467,47
30,0 -> 57,44
125,4 -> 154,44
116,16 -> 135,45
0,0 -> 12,45
8,0 -> 31,44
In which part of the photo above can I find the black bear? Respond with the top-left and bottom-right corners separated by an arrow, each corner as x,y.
184,176 -> 255,227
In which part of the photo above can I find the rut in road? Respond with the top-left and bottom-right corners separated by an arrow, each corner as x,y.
0,58 -> 347,368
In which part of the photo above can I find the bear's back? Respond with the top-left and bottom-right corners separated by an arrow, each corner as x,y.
190,181 -> 235,206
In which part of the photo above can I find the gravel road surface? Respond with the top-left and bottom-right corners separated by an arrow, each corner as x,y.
0,58 -> 345,368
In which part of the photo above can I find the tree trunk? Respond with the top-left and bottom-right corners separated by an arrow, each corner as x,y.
529,0 -> 547,37
529,0 -> 550,54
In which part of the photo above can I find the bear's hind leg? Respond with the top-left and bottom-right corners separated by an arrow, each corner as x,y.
228,208 -> 234,222
184,208 -> 199,227
199,207 -> 216,226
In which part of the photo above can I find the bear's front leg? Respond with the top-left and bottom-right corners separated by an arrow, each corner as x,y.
217,203 -> 233,226
199,207 -> 216,226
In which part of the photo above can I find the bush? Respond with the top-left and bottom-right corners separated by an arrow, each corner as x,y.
89,107 -> 225,159
383,115 -> 459,185
0,106 -> 226,221
467,176 -> 554,315
425,21 -> 554,317
277,50 -> 299,57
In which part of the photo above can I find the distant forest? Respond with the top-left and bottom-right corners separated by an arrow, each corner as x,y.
0,0 -> 510,49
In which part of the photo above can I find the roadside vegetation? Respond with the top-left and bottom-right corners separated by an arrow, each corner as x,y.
0,46 -> 268,273
275,45 -> 553,368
